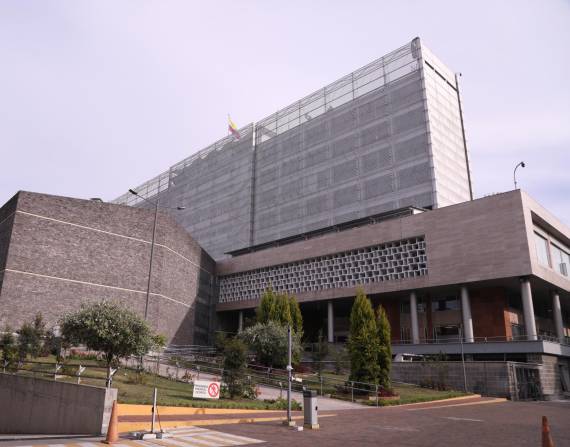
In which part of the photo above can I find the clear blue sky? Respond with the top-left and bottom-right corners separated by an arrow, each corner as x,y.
1,1 -> 568,224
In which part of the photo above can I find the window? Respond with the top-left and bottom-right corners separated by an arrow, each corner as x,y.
534,232 -> 550,267
551,243 -> 569,277
432,297 -> 460,312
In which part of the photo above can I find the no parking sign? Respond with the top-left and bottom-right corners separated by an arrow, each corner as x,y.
193,380 -> 220,399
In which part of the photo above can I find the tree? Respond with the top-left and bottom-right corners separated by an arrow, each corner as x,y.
289,296 -> 303,335
256,288 -> 277,325
1,328 -> 18,371
61,301 -> 165,386
17,322 -> 37,361
32,313 -> 46,357
376,305 -> 392,389
222,338 -> 248,399
311,329 -> 329,375
348,287 -> 379,385
256,288 -> 303,337
273,293 -> 291,326
239,321 -> 302,368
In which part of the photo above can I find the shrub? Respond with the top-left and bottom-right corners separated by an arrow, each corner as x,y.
348,288 -> 379,385
239,321 -> 302,368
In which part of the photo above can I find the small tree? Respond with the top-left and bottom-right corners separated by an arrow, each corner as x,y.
376,305 -> 392,389
273,294 -> 292,326
239,321 -> 301,368
289,297 -> 303,336
348,287 -> 379,385
17,322 -> 37,361
32,313 -> 46,357
222,338 -> 248,399
61,301 -> 165,386
1,328 -> 18,371
311,329 -> 329,375
256,288 -> 277,324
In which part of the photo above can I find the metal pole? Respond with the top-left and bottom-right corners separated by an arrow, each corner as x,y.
151,387 -> 157,434
460,326 -> 468,392
144,196 -> 160,320
287,324 -> 292,424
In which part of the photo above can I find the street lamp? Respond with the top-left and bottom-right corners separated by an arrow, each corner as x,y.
128,189 -> 185,320
513,161 -> 526,190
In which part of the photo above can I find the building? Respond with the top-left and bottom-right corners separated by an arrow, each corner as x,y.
216,190 -> 570,397
113,37 -> 472,260
1,37 -> 568,398
0,191 -> 215,345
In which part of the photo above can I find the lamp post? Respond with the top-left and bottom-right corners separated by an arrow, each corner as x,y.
513,161 -> 526,190
128,189 -> 185,320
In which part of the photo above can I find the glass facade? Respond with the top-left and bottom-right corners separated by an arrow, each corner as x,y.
534,232 -> 550,267
113,38 -> 473,260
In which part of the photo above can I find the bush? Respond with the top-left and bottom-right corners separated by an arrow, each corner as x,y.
1,328 -> 18,371
348,288 -> 379,384
222,338 -> 249,399
239,321 -> 302,368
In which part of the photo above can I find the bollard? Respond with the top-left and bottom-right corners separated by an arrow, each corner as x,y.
303,390 -> 319,429
542,416 -> 554,447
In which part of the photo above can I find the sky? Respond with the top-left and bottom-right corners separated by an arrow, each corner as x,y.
0,0 -> 569,225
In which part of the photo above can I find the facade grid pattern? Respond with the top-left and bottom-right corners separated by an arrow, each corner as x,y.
218,236 -> 427,303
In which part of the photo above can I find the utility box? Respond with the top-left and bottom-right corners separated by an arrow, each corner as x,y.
303,390 -> 319,429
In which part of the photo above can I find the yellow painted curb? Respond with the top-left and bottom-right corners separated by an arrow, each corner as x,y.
118,413 -> 337,433
118,403 -> 281,416
406,397 -> 506,411
382,394 -> 482,409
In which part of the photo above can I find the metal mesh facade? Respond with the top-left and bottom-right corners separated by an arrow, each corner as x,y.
218,236 -> 427,303
113,38 -> 471,260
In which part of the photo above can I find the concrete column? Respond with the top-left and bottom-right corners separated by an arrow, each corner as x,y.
410,292 -> 420,344
327,301 -> 334,343
521,278 -> 537,341
238,310 -> 244,333
460,286 -> 474,343
552,291 -> 564,343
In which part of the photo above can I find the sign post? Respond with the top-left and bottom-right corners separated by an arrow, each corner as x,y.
192,380 -> 220,399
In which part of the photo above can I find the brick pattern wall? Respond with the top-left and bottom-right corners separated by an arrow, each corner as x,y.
0,192 -> 214,345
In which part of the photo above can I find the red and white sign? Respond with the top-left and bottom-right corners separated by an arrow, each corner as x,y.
193,380 -> 220,399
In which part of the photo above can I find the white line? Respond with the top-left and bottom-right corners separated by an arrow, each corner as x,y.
175,436 -> 221,447
205,431 -> 264,444
3,268 -> 191,308
443,417 -> 484,422
195,434 -> 243,446
16,210 -> 213,274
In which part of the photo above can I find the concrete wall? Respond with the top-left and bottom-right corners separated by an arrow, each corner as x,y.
0,191 -> 215,345
391,361 -> 516,398
0,373 -> 116,435
217,190 -> 537,310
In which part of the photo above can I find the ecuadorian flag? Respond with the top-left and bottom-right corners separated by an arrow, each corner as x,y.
228,116 -> 241,139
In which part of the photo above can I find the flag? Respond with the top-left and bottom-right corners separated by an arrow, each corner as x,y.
228,116 -> 241,139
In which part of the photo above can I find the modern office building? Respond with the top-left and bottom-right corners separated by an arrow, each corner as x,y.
216,190 -> 570,397
113,37 -> 472,260
1,37 -> 568,398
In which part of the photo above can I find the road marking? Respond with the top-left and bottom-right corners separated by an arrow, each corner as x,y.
407,398 -> 506,411
16,427 -> 264,447
443,417 -> 484,422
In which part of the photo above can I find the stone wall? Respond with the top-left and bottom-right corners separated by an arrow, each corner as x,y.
391,361 -> 516,398
0,191 -> 215,345
0,373 -> 116,435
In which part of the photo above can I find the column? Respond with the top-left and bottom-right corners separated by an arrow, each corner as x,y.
460,286 -> 474,343
552,291 -> 564,343
410,291 -> 420,344
327,301 -> 334,343
521,278 -> 537,341
238,310 -> 244,333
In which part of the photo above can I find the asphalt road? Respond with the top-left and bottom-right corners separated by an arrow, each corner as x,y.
213,399 -> 570,446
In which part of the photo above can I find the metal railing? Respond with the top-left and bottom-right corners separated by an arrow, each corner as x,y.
393,334 -> 569,346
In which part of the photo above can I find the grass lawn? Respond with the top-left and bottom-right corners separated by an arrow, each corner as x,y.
15,357 -> 300,410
